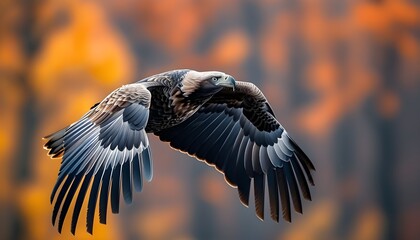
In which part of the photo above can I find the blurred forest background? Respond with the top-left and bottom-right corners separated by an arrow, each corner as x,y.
1,0 -> 420,239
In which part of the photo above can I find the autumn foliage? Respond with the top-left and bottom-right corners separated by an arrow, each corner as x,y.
1,0 -> 420,239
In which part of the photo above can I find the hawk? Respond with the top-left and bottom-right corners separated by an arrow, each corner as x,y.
44,69 -> 315,234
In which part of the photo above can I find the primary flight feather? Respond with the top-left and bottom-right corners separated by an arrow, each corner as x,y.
43,69 -> 316,234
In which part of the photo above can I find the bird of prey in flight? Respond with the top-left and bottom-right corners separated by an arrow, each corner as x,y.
43,69 -> 316,234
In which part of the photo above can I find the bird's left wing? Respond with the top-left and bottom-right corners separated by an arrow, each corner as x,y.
156,81 -> 315,222
43,83 -> 152,234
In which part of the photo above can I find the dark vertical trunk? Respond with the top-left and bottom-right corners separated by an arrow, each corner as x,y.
10,0 -> 41,239
14,0 -> 40,182
372,45 -> 397,240
375,112 -> 397,240
333,116 -> 359,237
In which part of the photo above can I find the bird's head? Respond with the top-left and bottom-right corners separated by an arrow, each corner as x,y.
181,70 -> 236,97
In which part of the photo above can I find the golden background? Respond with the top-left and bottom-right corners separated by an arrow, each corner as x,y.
1,0 -> 420,239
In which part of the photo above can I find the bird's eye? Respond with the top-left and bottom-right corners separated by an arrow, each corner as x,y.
212,77 -> 218,82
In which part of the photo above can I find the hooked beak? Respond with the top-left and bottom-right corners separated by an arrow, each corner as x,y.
217,74 -> 236,91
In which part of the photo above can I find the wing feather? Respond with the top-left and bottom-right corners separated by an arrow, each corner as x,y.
71,170 -> 94,234
110,162 -> 121,214
44,83 -> 152,233
276,168 -> 291,221
132,153 -> 143,192
58,172 -> 84,233
122,157 -> 133,204
99,167 -> 112,224
86,165 -> 103,234
52,175 -> 73,225
223,129 -> 244,185
236,158 -> 252,206
253,173 -> 265,220
215,121 -> 241,171
283,161 -> 302,213
267,169 -> 279,222
156,81 -> 315,222
141,148 -> 153,182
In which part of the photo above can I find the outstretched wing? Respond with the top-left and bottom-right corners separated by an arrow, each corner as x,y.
43,83 -> 152,234
156,81 -> 315,222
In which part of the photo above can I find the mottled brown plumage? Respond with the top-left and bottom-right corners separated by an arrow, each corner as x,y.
43,69 -> 315,234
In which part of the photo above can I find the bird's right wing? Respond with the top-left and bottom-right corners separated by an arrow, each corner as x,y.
156,81 -> 315,222
44,83 -> 152,234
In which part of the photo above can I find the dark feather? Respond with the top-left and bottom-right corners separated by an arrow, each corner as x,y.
122,158 -> 133,204
131,107 -> 149,128
214,121 -> 241,171
142,147 -> 153,182
267,169 -> 279,222
90,102 -> 100,109
51,173 -> 67,203
283,162 -> 302,214
188,113 -> 227,156
276,168 -> 291,222
295,152 -> 314,186
58,172 -> 84,233
254,174 -> 265,220
223,130 -> 244,185
110,124 -> 124,150
259,146 -> 272,174
290,155 -> 311,200
132,153 -> 143,192
244,140 -> 254,177
236,144 -> 251,206
87,166 -> 103,234
195,116 -> 232,162
99,167 -> 112,224
291,138 -> 315,171
117,124 -> 130,151
252,145 -> 262,174
71,170 -> 94,235
111,163 -> 121,214
52,174 -> 74,225
159,112 -> 208,147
